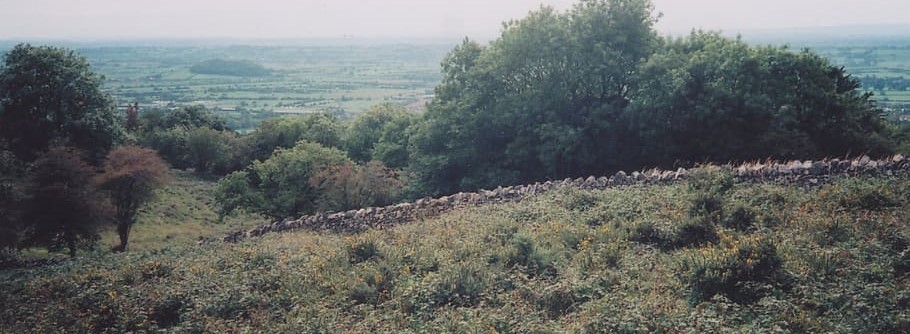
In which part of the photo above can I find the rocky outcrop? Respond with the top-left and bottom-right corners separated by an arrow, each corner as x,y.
215,155 -> 909,244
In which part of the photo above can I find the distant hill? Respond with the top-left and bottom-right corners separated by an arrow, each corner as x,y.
189,58 -> 270,77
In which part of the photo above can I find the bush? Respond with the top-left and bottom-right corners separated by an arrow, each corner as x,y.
627,221 -> 670,248
508,234 -> 557,277
687,167 -> 734,195
403,261 -> 493,312
673,218 -> 718,249
678,235 -> 783,305
347,262 -> 398,305
822,177 -> 902,212
531,283 -> 592,318
149,294 -> 190,328
347,239 -> 381,264
689,194 -> 724,224
723,206 -> 756,231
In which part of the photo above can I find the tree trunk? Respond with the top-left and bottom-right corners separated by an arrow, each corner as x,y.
67,237 -> 77,258
114,221 -> 131,252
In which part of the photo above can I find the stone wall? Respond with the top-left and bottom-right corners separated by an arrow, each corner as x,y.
217,155 -> 909,244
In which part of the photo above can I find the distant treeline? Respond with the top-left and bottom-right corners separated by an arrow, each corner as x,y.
862,75 -> 910,91
189,58 -> 270,77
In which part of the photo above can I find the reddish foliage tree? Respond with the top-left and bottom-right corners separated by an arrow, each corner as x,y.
309,160 -> 404,212
97,146 -> 170,252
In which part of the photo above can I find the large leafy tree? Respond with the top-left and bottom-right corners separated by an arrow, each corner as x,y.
410,0 -> 659,195
22,147 -> 109,257
97,146 -> 170,252
628,32 -> 891,166
0,44 -> 124,162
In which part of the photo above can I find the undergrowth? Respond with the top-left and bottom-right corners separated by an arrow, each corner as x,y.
1,172 -> 909,333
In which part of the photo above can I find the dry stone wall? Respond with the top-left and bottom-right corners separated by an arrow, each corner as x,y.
217,155 -> 909,244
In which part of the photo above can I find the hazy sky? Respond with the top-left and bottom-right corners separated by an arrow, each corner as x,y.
0,0 -> 907,40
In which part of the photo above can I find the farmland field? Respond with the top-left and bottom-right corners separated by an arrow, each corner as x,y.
810,44 -> 910,109
57,41 -> 454,131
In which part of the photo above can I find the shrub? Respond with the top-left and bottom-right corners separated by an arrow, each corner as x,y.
531,283 -> 592,318
687,167 -> 734,195
347,239 -> 381,264
723,206 -> 756,231
689,194 -> 724,224
557,188 -> 599,211
347,262 -> 398,305
673,218 -> 718,249
678,235 -> 783,305
627,221 -> 670,248
508,234 -> 557,277
822,177 -> 902,212
404,261 -> 493,312
149,294 -> 190,328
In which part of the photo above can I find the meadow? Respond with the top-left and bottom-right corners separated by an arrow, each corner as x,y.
813,45 -> 910,108
72,42 -> 452,131
2,170 -> 908,333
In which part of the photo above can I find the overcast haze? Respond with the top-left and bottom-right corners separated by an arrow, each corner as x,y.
1,0 -> 908,40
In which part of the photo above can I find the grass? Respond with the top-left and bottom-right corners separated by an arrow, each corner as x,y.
98,170 -> 267,252
2,173 -> 909,333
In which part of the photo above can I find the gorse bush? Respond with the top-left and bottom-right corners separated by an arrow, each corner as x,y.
820,177 -> 904,211
673,218 -> 719,249
678,234 -> 784,305
347,238 -> 381,264
508,234 -> 557,277
687,167 -> 735,196
689,194 -> 724,224
724,205 -> 757,231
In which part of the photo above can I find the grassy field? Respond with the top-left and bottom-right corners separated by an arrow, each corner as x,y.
79,44 -> 448,111
2,171 -> 908,333
813,46 -> 910,108
95,170 -> 268,252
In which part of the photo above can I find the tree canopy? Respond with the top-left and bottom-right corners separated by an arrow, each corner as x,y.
407,0 -> 891,196
0,44 -> 124,162
97,146 -> 171,252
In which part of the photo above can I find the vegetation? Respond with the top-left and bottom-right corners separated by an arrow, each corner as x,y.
3,174 -> 908,332
0,44 -> 124,162
409,0 -> 891,196
2,1 -> 910,331
97,146 -> 171,252
189,59 -> 270,77
22,147 -> 109,257
216,140 -> 353,219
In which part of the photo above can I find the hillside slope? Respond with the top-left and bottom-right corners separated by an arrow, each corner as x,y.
1,172 -> 909,333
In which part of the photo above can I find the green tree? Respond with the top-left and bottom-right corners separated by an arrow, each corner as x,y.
409,0 -> 658,195
185,126 -> 230,173
628,32 -> 891,166
22,147 -> 109,257
248,114 -> 343,162
97,146 -> 170,252
345,103 -> 419,168
0,44 -> 124,162
216,140 -> 351,219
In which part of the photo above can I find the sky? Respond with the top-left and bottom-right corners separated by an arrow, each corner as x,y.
0,0 -> 907,40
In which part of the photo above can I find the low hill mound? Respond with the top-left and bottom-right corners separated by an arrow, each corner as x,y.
1,169 -> 908,332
